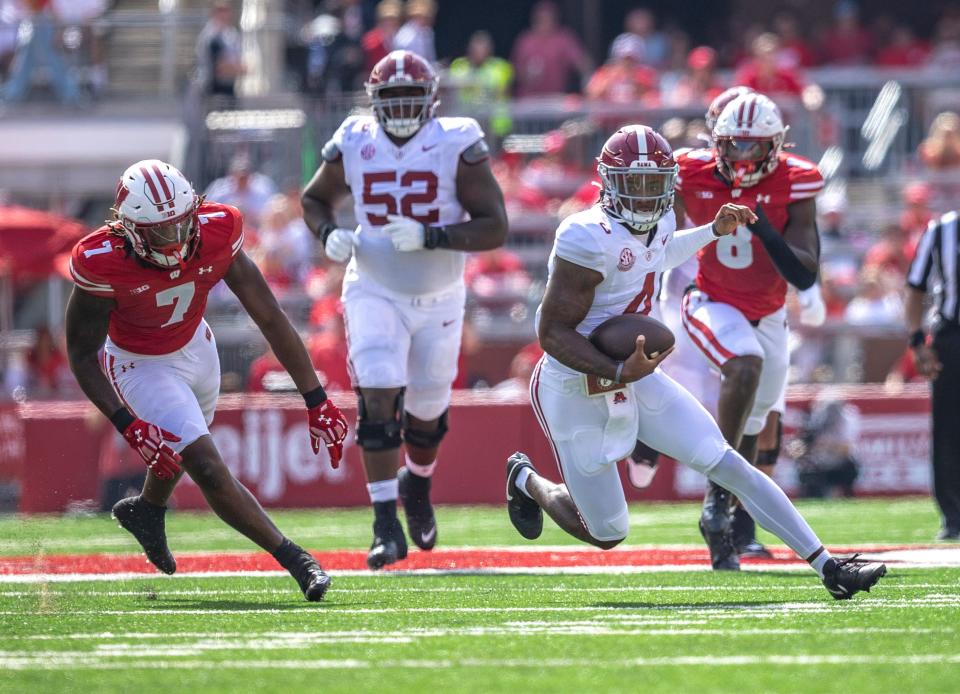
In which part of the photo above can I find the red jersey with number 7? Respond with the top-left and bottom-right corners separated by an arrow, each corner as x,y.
675,148 -> 823,320
69,202 -> 244,355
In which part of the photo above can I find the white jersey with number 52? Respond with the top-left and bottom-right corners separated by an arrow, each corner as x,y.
536,204 -> 678,376
333,114 -> 484,296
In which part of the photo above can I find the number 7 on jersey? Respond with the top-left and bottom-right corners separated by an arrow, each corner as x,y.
156,282 -> 196,327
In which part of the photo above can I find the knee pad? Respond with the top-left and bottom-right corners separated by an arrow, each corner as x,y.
403,409 -> 448,450
355,389 -> 404,451
588,505 -> 629,544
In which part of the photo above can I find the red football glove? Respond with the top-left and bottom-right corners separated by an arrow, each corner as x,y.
122,419 -> 183,481
308,399 -> 348,467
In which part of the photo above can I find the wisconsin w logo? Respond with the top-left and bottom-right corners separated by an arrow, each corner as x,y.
140,165 -> 177,213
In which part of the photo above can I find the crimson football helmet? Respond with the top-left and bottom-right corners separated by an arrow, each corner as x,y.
597,125 -> 678,231
712,92 -> 787,188
112,159 -> 200,269
365,50 -> 439,138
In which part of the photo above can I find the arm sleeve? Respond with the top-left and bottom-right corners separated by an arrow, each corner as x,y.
747,205 -> 818,290
906,219 -> 940,291
554,222 -> 607,279
69,243 -> 115,296
663,223 -> 715,270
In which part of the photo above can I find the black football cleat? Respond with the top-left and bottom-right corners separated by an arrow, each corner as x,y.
700,484 -> 739,571
286,551 -> 331,602
821,554 -> 887,600
506,452 -> 543,540
367,516 -> 408,571
397,467 -> 437,550
732,505 -> 773,558
111,495 -> 176,575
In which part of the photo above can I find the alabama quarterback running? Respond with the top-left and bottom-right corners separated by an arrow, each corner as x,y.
66,160 -> 348,601
505,125 -> 884,600
675,92 -> 824,570
301,50 -> 508,569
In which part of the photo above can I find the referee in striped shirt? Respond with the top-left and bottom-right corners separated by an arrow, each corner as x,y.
906,209 -> 960,541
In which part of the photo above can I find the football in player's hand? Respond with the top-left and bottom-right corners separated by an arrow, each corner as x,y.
588,314 -> 675,361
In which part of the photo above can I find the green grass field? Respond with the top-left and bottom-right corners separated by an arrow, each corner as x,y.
1,498 -> 958,693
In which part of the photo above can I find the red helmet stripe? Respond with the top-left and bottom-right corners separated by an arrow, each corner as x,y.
151,164 -> 174,206
735,100 -> 746,127
139,166 -> 164,210
115,181 -> 129,206
746,97 -> 758,125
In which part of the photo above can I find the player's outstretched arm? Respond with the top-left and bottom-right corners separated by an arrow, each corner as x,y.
65,288 -> 125,418
225,251 -> 348,464
225,251 -> 322,395
66,288 -> 183,479
748,199 -> 819,290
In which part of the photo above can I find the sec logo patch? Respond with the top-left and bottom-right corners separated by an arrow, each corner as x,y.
617,248 -> 635,271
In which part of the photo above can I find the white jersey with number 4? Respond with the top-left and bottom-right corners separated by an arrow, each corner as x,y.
536,204 -> 678,376
333,114 -> 484,296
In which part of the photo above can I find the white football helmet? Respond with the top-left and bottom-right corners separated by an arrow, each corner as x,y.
113,159 -> 200,268
712,93 -> 786,188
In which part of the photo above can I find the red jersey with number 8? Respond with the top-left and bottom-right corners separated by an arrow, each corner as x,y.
675,148 -> 823,320
69,202 -> 244,355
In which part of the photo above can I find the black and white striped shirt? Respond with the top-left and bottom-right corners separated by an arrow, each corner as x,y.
908,210 -> 959,326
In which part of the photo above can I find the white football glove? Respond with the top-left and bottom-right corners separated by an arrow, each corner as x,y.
324,228 -> 356,263
385,214 -> 425,252
797,284 -> 826,327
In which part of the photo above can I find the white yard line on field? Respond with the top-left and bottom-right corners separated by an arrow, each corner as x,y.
2,654 -> 960,671
2,594 -> 959,616
1,582 -> 957,598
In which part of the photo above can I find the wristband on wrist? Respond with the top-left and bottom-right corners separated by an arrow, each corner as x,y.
909,329 -> 926,349
302,385 -> 328,408
424,225 -> 450,250
109,406 -> 136,434
614,361 -> 624,383
319,223 -> 337,244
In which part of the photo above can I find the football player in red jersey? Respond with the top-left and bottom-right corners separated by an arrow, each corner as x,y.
674,92 -> 824,570
66,160 -> 349,601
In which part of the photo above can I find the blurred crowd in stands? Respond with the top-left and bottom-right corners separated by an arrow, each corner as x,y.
3,0 -> 960,409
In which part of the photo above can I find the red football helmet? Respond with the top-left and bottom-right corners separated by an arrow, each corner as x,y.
365,50 -> 439,138
112,159 -> 200,269
597,125 -> 678,231
705,85 -> 755,133
712,92 -> 786,188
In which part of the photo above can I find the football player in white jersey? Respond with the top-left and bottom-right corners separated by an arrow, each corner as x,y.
505,125 -> 886,599
302,50 -> 508,569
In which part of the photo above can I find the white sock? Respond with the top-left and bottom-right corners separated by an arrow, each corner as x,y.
367,478 -> 398,503
405,454 -> 437,478
810,550 -> 832,578
514,466 -> 534,498
707,450 -> 825,568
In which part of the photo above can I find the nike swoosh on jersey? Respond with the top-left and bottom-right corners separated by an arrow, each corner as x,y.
422,144 -> 438,152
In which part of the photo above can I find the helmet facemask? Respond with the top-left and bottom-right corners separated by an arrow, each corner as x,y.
599,162 -> 677,231
368,83 -> 437,138
715,133 -> 784,188
116,203 -> 199,269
